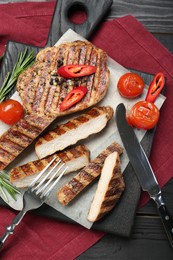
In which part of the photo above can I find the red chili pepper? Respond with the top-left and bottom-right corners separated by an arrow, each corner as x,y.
145,72 -> 165,103
60,86 -> 88,112
58,64 -> 96,78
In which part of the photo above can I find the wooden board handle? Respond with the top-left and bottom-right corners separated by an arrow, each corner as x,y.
46,0 -> 113,46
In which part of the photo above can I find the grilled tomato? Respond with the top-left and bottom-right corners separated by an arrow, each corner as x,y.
126,100 -> 160,130
118,72 -> 144,99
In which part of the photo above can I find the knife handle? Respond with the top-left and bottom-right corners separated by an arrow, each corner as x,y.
157,204 -> 173,248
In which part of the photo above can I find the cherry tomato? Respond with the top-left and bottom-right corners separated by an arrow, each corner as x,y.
127,101 -> 160,130
117,73 -> 144,99
0,99 -> 24,125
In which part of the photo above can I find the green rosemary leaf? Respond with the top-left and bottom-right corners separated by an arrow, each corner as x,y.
2,182 -> 17,201
1,178 -> 20,194
0,48 -> 35,102
0,171 -> 21,202
0,183 -> 8,203
0,170 -> 9,180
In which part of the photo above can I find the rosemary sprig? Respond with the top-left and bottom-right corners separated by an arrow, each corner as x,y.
0,49 -> 35,102
0,170 -> 21,203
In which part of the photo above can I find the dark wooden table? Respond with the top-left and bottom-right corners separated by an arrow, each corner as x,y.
1,0 -> 173,259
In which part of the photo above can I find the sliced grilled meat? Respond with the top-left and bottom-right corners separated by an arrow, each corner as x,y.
10,145 -> 90,188
87,151 -> 125,222
57,142 -> 123,206
35,106 -> 114,159
17,40 -> 109,117
0,41 -> 109,171
0,114 -> 52,171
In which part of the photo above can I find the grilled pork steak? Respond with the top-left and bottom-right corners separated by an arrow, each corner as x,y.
35,106 -> 114,159
17,41 -> 109,116
0,41 -> 109,170
10,145 -> 90,188
87,151 -> 125,222
57,142 -> 123,206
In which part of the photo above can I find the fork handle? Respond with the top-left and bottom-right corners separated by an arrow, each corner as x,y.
0,210 -> 26,249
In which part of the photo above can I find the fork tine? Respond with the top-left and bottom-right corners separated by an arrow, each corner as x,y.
41,165 -> 68,198
36,162 -> 65,194
33,159 -> 61,191
29,157 -> 56,187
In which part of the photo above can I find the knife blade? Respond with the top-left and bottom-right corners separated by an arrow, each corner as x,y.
116,103 -> 173,248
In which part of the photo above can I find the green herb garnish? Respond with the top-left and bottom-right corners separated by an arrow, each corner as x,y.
0,49 -> 35,102
0,170 -> 21,202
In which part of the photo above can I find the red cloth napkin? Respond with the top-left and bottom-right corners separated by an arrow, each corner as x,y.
0,207 -> 104,259
0,1 -> 56,56
1,1 -> 173,259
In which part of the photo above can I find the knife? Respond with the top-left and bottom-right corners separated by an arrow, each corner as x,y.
116,103 -> 173,248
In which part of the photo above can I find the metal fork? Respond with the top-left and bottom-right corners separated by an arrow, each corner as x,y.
0,157 -> 68,249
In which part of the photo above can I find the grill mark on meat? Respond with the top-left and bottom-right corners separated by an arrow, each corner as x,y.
45,48 -> 62,114
37,126 -> 65,144
83,163 -> 103,178
21,162 -> 38,176
16,118 -> 42,139
85,48 -> 98,104
0,147 -> 14,164
59,188 -> 76,202
68,178 -> 84,194
0,137 -> 23,156
72,44 -> 80,64
79,169 -> 97,183
25,114 -> 51,129
27,66 -> 40,110
67,145 -> 90,160
81,45 -> 94,103
57,142 -> 123,206
7,128 -> 33,147
78,45 -> 87,64
90,49 -> 102,105
17,67 -> 35,111
86,106 -> 102,117
46,84 -> 59,114
48,47 -> 66,113
81,45 -> 93,85
68,45 -> 76,64
102,199 -> 118,208
98,52 -> 109,97
0,162 -> 5,170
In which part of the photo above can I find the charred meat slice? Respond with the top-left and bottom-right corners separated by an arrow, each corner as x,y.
35,106 -> 114,159
0,114 -> 52,171
87,151 -> 125,222
10,145 -> 90,188
57,142 -> 123,206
